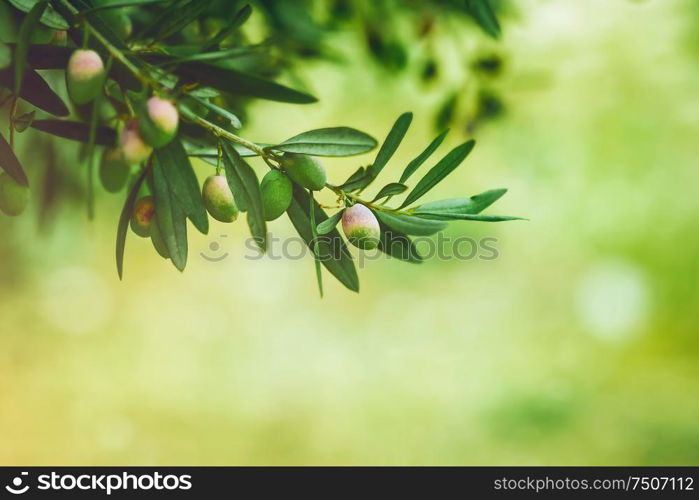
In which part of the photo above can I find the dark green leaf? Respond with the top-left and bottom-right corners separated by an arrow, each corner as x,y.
0,132 -> 28,186
374,211 -> 447,236
316,209 -> 343,235
286,185 -> 359,292
6,0 -> 68,29
338,167 -> 372,192
0,67 -> 70,116
465,0 -> 501,39
83,0 -> 171,13
399,140 -> 476,208
152,157 -> 189,271
221,142 -> 266,251
188,96 -> 242,129
31,119 -> 117,145
146,0 -> 208,43
309,190 -> 324,298
377,221 -> 422,264
169,60 -> 317,104
399,129 -> 448,183
154,139 -> 209,234
14,0 -> 48,94
339,166 -> 366,188
415,213 -> 523,222
269,127 -> 377,156
116,168 -> 149,279
204,4 -> 252,50
13,110 -> 34,132
0,43 -> 10,70
368,111 -> 412,178
413,188 -> 507,215
371,182 -> 407,202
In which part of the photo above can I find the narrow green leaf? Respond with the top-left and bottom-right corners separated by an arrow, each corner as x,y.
374,211 -> 447,236
169,61 -> 317,104
31,119 -> 117,145
148,0 -> 208,43
465,0 -> 501,39
399,140 -> 476,209
269,127 -> 377,156
377,221 -> 422,264
368,112 -> 412,178
0,67 -> 70,116
116,168 -> 149,279
188,96 -> 242,129
399,129 -> 449,183
152,157 -> 189,271
287,185 -> 359,292
339,166 -> 366,188
6,0 -> 68,30
13,110 -> 35,132
204,3 -> 253,50
415,213 -> 524,222
221,142 -> 267,251
155,139 -> 209,235
86,101 -> 100,220
188,144 -> 262,159
371,182 -> 407,202
316,209 -> 343,235
309,189 -> 324,298
83,0 -> 171,13
0,42 -> 10,70
0,132 -> 29,186
14,0 -> 48,95
413,188 -> 508,215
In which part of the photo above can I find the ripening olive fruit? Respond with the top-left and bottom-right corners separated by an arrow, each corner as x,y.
0,172 -> 29,217
150,220 -> 169,259
342,204 -> 380,250
99,148 -> 130,193
260,169 -> 292,221
281,153 -> 327,191
120,119 -> 152,164
130,195 -> 155,237
202,175 -> 239,223
66,49 -> 105,105
139,96 -> 179,148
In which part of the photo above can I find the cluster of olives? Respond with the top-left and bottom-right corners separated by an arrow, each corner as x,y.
2,47 -> 382,253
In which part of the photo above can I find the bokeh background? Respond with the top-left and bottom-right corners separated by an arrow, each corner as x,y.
1,0 -> 699,464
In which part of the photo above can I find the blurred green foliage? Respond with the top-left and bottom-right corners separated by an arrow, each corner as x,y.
0,0 -> 698,465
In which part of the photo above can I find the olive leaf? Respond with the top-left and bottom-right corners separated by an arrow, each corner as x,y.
399,129 -> 448,184
0,42 -> 10,70
309,190 -> 324,298
116,168 -> 149,279
371,182 -> 407,202
13,110 -> 35,132
6,0 -> 67,30
165,60 -> 317,104
377,221 -> 422,264
31,119 -> 117,145
0,132 -> 29,186
154,139 -> 209,235
412,188 -> 508,216
0,68 -> 70,116
221,141 -> 267,251
399,140 -> 476,208
152,156 -> 189,271
269,127 -> 378,157
203,3 -> 253,50
415,213 -> 523,222
465,0 -> 501,39
287,185 -> 359,292
15,0 -> 49,95
374,211 -> 446,236
368,111 -> 412,178
316,209 -> 343,235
